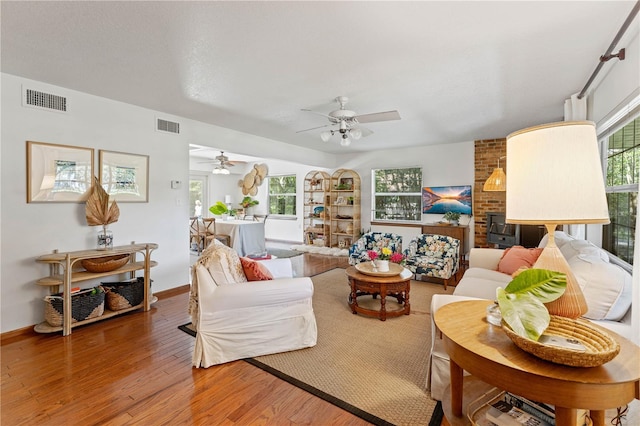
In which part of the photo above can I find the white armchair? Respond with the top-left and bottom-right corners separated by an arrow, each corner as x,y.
189,240 -> 317,368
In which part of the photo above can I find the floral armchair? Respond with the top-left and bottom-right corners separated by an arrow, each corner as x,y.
348,232 -> 403,265
403,234 -> 461,289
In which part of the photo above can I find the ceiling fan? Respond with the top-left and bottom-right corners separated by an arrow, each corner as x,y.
297,96 -> 401,146
198,151 -> 245,174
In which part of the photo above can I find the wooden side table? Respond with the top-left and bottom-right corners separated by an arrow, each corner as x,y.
434,300 -> 640,426
345,266 -> 412,321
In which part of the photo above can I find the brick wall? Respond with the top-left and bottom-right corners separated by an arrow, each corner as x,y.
474,139 -> 506,248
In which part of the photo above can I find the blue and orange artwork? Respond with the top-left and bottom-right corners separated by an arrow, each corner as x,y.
422,185 -> 472,215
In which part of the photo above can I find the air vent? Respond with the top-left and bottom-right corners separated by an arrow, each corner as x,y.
157,118 -> 180,134
23,88 -> 67,112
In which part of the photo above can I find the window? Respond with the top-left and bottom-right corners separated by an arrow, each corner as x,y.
372,167 -> 422,222
602,116 -> 640,265
268,175 -> 297,215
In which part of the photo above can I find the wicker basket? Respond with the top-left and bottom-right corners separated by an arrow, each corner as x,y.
81,254 -> 130,273
103,277 -> 148,310
44,286 -> 105,327
502,315 -> 620,367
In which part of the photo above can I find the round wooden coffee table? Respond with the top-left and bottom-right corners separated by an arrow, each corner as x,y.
345,265 -> 412,321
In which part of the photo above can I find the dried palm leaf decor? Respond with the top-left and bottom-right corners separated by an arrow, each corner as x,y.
85,176 -> 120,239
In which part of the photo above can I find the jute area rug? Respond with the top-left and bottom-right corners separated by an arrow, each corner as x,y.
250,268 -> 453,426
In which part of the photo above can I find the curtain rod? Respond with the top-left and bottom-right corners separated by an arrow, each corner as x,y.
578,1 -> 640,99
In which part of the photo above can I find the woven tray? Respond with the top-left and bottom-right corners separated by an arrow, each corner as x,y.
44,286 -> 105,327
502,315 -> 620,367
81,254 -> 129,273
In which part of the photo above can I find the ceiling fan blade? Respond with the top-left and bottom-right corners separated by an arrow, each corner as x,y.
301,108 -> 331,119
296,123 -> 331,133
355,110 -> 401,124
359,127 -> 373,137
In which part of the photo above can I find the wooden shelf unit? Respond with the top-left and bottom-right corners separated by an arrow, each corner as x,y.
329,169 -> 361,248
303,171 -> 331,246
35,243 -> 158,336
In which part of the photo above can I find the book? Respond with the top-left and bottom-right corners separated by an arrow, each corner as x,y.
505,393 -> 556,425
486,399 -> 551,426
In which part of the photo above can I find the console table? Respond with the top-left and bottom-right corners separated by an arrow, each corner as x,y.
35,243 -> 158,336
434,300 -> 640,426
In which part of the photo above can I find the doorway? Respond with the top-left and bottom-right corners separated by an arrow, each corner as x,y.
189,174 -> 208,218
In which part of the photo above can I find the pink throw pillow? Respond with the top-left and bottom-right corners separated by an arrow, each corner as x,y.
497,246 -> 544,275
239,257 -> 274,281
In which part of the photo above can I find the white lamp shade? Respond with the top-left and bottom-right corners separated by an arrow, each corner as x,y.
340,137 -> 351,146
320,131 -> 332,142
350,128 -> 362,140
506,121 -> 609,225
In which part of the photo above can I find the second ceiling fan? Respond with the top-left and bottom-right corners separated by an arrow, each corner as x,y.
297,96 -> 401,146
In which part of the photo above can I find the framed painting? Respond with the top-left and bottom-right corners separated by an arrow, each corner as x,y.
26,141 -> 94,203
99,150 -> 149,202
422,185 -> 472,215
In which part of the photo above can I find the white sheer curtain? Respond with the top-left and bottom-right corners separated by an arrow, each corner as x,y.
564,93 -> 587,121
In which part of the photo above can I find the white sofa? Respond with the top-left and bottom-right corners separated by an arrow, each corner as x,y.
427,231 -> 634,400
189,240 -> 318,368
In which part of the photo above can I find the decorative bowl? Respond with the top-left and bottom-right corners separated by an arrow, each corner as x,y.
502,315 -> 620,367
81,254 -> 129,273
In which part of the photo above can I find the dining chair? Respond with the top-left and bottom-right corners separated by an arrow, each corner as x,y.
190,216 -> 206,254
202,218 -> 231,248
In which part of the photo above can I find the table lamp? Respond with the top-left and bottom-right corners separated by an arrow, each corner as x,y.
506,121 -> 610,319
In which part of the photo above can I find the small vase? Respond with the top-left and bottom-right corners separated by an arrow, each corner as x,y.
97,227 -> 113,250
375,260 -> 390,272
486,302 -> 502,326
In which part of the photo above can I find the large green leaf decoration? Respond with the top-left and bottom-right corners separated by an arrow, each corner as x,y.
208,201 -> 229,215
496,268 -> 567,341
497,288 -> 550,341
504,269 -> 567,303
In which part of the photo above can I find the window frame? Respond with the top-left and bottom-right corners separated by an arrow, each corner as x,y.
371,166 -> 423,223
600,107 -> 640,267
267,174 -> 297,217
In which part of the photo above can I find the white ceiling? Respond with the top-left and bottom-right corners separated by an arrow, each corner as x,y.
2,1 -> 638,156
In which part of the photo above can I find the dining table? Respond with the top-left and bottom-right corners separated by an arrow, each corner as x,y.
215,219 -> 266,257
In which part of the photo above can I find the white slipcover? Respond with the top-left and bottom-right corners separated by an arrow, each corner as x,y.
190,240 -> 317,368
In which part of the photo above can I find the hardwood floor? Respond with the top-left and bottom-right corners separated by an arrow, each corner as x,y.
1,252 -> 370,425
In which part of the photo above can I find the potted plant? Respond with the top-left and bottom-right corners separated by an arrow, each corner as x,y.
443,211 -> 461,225
240,196 -> 259,209
209,201 -> 229,219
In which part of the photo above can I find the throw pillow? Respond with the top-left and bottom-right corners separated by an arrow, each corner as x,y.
497,246 -> 544,275
568,256 -> 632,321
240,257 -> 274,281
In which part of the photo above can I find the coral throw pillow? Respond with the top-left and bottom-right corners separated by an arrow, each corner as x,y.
497,246 -> 544,275
239,257 -> 274,281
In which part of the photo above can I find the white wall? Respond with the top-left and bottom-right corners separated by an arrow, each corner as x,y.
0,73 -> 337,333
589,31 -> 639,127
338,141 -> 475,247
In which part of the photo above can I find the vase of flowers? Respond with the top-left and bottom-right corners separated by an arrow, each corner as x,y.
367,248 -> 405,272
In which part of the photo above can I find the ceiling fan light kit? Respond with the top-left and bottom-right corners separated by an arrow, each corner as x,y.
299,96 -> 400,147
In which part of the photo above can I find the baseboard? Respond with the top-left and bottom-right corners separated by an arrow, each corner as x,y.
1,284 -> 191,345
1,325 -> 38,345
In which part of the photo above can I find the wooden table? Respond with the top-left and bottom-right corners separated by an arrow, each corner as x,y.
215,219 -> 266,256
434,300 -> 640,426
345,265 -> 412,321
